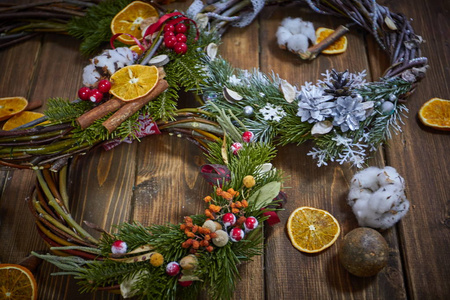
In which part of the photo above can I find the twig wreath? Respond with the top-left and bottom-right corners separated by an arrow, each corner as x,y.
0,0 -> 427,299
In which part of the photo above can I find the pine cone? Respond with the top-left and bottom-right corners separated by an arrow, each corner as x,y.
324,70 -> 354,97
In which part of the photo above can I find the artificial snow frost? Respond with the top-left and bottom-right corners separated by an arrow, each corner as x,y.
82,47 -> 136,86
259,103 -> 286,122
276,17 -> 315,53
348,166 -> 410,229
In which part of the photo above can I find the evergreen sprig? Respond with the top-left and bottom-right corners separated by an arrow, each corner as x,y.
45,98 -> 93,122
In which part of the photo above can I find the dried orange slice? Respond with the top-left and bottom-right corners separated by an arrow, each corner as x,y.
287,206 -> 340,253
0,97 -> 28,121
109,65 -> 159,101
0,264 -> 38,300
130,45 -> 144,56
315,27 -> 348,54
418,98 -> 450,130
2,111 -> 49,131
111,1 -> 159,45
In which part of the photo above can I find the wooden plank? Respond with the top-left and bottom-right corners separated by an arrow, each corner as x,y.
259,4 -> 406,299
16,33 -> 125,299
366,0 -> 450,299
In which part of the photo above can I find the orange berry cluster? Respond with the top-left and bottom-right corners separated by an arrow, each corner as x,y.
180,216 -> 217,253
204,188 -> 249,218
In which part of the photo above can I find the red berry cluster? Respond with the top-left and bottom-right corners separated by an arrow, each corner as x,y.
163,23 -> 188,54
77,79 -> 111,103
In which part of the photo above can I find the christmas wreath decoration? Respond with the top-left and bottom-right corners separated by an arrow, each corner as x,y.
0,0 -> 427,299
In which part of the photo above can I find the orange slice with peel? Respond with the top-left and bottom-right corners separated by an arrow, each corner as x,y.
287,206 -> 340,253
109,65 -> 159,101
111,1 -> 159,45
0,97 -> 28,121
2,111 -> 49,131
315,27 -> 348,54
0,264 -> 38,300
130,45 -> 144,56
418,97 -> 450,130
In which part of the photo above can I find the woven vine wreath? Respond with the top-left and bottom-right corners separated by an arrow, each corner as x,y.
0,0 -> 427,299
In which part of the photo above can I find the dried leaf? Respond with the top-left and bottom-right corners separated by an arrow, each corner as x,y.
384,16 -> 397,30
221,135 -> 229,165
280,79 -> 296,103
248,182 -> 281,210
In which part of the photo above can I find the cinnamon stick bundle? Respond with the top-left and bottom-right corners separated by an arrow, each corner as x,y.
76,98 -> 125,129
102,79 -> 169,133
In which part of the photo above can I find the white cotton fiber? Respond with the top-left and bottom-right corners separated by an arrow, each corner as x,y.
281,17 -> 304,35
299,21 -> 316,43
276,26 -> 291,49
82,64 -> 101,87
350,166 -> 381,191
347,166 -> 410,229
286,34 -> 309,53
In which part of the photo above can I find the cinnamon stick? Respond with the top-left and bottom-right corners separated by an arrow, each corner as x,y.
299,25 -> 349,60
102,79 -> 169,133
76,97 -> 125,129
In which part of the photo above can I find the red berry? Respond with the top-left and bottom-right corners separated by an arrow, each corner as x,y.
175,23 -> 187,34
164,24 -> 175,32
174,42 -> 188,54
229,227 -> 245,242
111,240 -> 127,254
78,87 -> 91,101
164,31 -> 175,38
222,213 -> 236,227
89,88 -> 103,103
97,79 -> 111,93
176,33 -> 187,43
230,142 -> 242,155
242,131 -> 254,143
164,35 -> 177,48
178,279 -> 193,287
244,216 -> 259,232
166,262 -> 180,276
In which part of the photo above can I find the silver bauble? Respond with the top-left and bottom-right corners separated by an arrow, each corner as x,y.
243,106 -> 254,117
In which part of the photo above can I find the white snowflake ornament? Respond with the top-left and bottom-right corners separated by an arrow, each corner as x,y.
259,103 -> 286,122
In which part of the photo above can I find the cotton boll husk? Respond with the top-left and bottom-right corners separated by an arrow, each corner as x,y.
281,17 -> 304,34
82,64 -> 101,87
276,26 -> 292,49
286,34 -> 309,53
350,166 -> 381,191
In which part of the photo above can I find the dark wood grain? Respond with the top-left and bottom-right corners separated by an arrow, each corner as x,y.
367,1 -> 450,299
0,0 -> 449,300
259,4 -> 407,299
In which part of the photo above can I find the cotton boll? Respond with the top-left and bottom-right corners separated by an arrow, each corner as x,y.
276,26 -> 292,49
286,34 -> 309,53
347,166 -> 410,229
281,17 -> 304,35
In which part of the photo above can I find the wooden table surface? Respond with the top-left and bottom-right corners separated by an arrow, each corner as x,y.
0,0 -> 449,299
